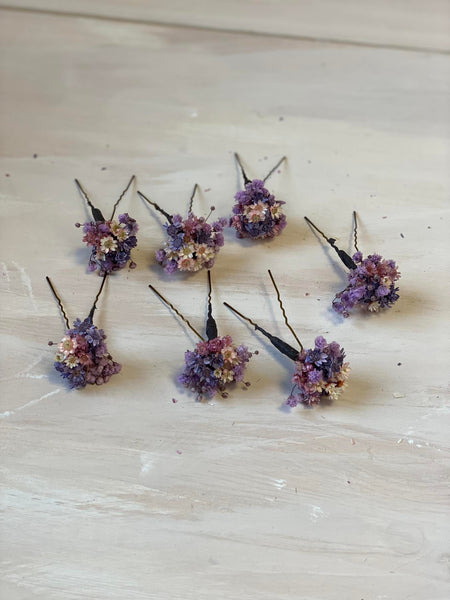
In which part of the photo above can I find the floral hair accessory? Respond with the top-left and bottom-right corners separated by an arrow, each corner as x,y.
149,271 -> 252,399
305,212 -> 400,317
224,270 -> 350,407
230,153 -> 287,240
46,275 -> 121,389
74,176 -> 138,275
138,184 -> 226,274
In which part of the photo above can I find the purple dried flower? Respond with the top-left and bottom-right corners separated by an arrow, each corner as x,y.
333,253 -> 401,317
178,335 -> 252,399
288,336 -> 350,407
53,318 -> 121,389
156,213 -> 227,274
230,179 -> 286,239
79,213 -> 138,275
315,336 -> 327,350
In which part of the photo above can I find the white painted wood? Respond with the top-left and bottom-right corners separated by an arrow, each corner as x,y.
0,6 -> 449,600
1,0 -> 450,52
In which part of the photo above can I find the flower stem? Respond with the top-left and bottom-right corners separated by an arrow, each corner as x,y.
110,174 -> 135,219
138,191 -> 173,224
263,156 -> 286,183
46,276 -> 70,330
304,216 -> 356,270
223,302 -> 299,361
352,210 -> 360,252
205,270 -> 218,340
74,179 -> 105,222
88,273 -> 108,322
267,269 -> 303,351
149,284 -> 205,341
234,153 -> 251,185
188,183 -> 199,214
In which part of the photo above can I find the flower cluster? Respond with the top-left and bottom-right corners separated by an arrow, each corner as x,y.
156,213 -> 227,273
230,179 -> 286,239
53,318 -> 121,389
287,336 -> 349,407
332,252 -> 400,317
77,213 -> 138,275
178,335 -> 252,398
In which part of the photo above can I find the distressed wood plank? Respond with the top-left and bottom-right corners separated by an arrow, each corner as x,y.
0,7 -> 449,600
1,0 -> 450,52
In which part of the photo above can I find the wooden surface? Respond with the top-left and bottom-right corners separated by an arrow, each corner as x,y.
3,0 -> 450,52
0,3 -> 449,599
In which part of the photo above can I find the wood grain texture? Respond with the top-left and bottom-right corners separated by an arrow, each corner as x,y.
1,0 -> 450,52
0,5 -> 449,600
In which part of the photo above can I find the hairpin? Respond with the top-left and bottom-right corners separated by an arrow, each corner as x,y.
138,184 -> 226,274
46,275 -> 121,388
305,212 -> 400,317
149,271 -> 252,399
224,270 -> 350,407
75,175 -> 138,275
230,153 -> 287,239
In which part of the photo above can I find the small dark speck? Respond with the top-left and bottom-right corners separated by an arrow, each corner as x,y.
264,156 -> 268,160
427,226 -> 431,229
400,233 -> 404,238
204,187 -> 211,192
317,298 -> 321,301
172,398 -> 177,403
176,450 -> 182,455
307,160 -> 312,164
397,362 -> 402,366
382,216 -> 387,219
305,292 -> 309,296
279,116 -> 284,121
101,167 -> 107,171
254,350 -> 259,355
347,480 -> 351,484
33,153 -> 38,159
5,174 -> 10,177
